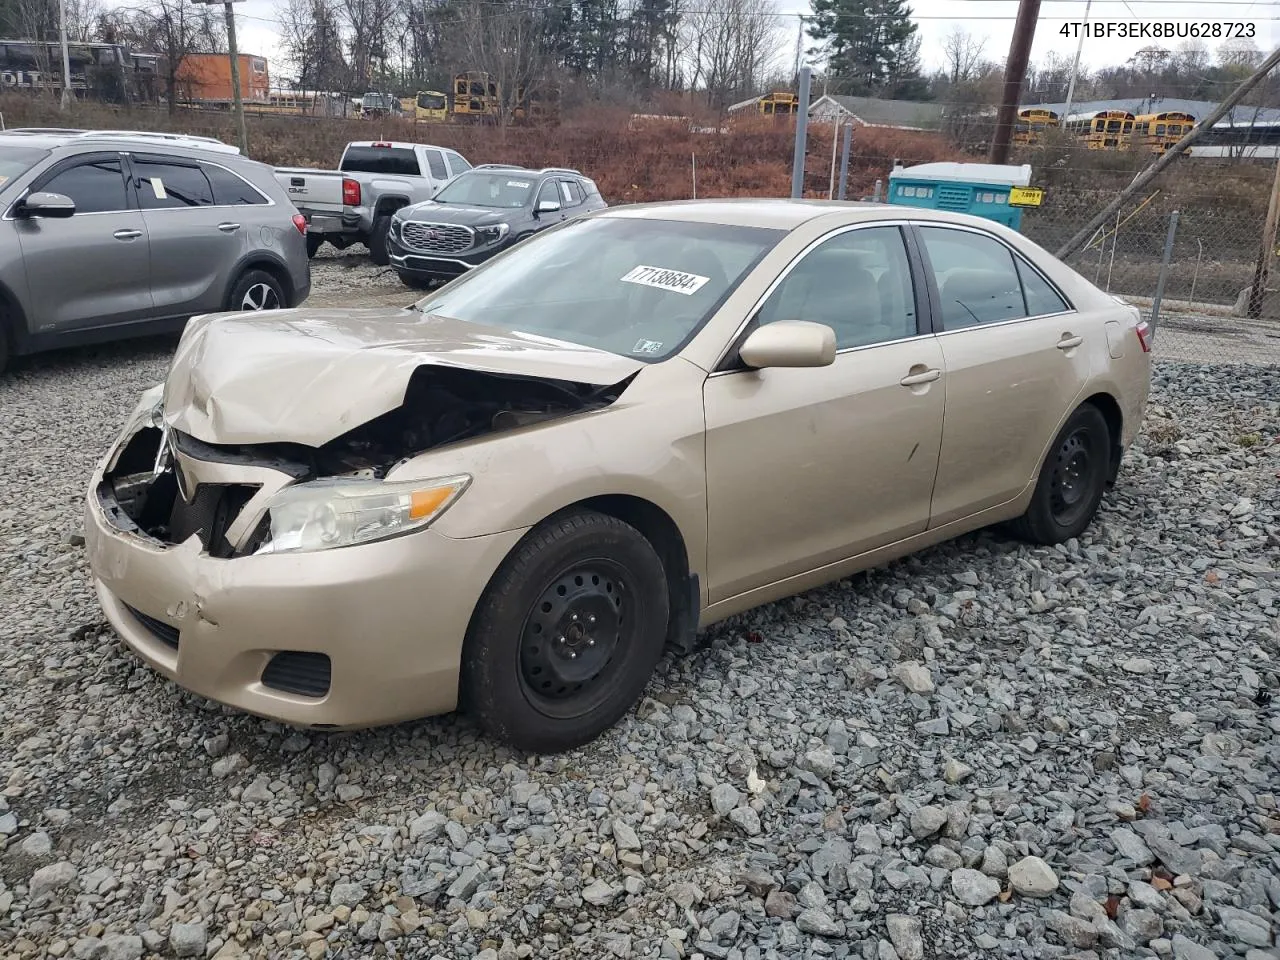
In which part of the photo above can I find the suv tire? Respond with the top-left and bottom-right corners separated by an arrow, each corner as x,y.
368,215 -> 392,266
461,510 -> 670,753
228,269 -> 286,312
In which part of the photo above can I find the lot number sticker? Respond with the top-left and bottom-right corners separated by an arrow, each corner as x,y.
506,180 -> 531,189
620,265 -> 710,296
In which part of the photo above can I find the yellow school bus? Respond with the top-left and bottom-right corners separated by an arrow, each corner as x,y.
1133,111 -> 1195,154
1013,108 -> 1059,146
1065,110 -> 1135,150
452,71 -> 500,122
411,90 -> 449,123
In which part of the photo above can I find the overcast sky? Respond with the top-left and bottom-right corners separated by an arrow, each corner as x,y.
221,0 -> 1276,87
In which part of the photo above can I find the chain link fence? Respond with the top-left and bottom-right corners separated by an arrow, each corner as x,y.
802,122 -> 1280,367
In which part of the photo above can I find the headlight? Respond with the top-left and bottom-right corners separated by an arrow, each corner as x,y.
474,223 -> 510,245
253,474 -> 470,555
389,213 -> 404,237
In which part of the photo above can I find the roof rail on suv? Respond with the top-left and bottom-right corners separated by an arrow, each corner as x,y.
0,127 -> 240,155
472,163 -> 524,171
540,167 -> 583,177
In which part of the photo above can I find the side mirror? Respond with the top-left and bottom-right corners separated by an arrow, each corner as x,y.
537,199 -> 561,214
738,321 -> 836,369
16,191 -> 76,219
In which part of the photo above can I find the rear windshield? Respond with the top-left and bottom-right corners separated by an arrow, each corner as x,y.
340,146 -> 420,176
0,145 -> 49,192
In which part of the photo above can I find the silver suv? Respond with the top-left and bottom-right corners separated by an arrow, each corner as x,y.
0,129 -> 311,373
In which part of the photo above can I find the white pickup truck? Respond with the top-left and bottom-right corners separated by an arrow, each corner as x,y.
276,140 -> 474,264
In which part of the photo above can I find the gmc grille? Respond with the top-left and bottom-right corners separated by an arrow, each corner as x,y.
400,221 -> 474,254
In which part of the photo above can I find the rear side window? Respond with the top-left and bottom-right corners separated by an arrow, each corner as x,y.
919,226 -> 1026,328
559,180 -> 583,206
39,158 -> 127,213
424,149 -> 448,180
202,163 -> 267,205
1015,257 -> 1070,315
340,146 -> 420,176
445,152 -> 471,175
132,158 -> 215,209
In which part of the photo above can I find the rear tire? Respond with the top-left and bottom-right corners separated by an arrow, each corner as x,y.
1009,404 -> 1111,545
367,214 -> 392,266
461,510 -> 670,753
306,234 -> 324,258
227,269 -> 286,312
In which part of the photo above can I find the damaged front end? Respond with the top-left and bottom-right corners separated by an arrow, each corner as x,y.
97,365 -> 632,558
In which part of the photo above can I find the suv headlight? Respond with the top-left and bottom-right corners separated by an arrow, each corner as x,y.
253,474 -> 470,555
474,223 -> 510,245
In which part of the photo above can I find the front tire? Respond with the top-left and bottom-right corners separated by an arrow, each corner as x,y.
396,270 -> 431,290
461,510 -> 670,753
367,215 -> 392,266
227,269 -> 286,312
1010,403 -> 1111,545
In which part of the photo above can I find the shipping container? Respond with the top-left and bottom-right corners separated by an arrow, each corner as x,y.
176,53 -> 269,104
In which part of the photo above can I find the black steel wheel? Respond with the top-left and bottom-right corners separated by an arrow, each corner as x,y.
461,510 -> 670,752
1010,403 -> 1111,545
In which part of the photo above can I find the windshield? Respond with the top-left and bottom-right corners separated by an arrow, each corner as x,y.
418,92 -> 446,110
0,146 -> 49,192
434,172 -> 537,208
414,216 -> 785,361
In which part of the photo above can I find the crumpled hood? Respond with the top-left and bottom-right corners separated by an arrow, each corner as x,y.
163,308 -> 644,447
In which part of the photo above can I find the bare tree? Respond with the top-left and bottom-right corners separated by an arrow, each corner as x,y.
680,0 -> 780,108
279,0 -> 350,96
107,0 -> 224,112
941,27 -> 986,85
453,0 -> 550,124
341,0 -> 397,90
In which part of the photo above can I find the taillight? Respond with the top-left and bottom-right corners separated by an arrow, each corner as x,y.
1135,320 -> 1152,353
291,213 -> 307,235
342,178 -> 361,206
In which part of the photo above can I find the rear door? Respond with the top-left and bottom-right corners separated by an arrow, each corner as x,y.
129,153 -> 251,318
912,223 -> 1089,527
15,151 -> 153,333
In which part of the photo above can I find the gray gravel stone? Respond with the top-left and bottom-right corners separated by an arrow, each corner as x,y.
796,907 -> 844,938
909,805 -> 948,840
29,860 -> 77,899
710,783 -> 741,816
885,914 -> 924,960
1009,856 -> 1059,897
951,868 -> 1001,906
168,923 -> 206,958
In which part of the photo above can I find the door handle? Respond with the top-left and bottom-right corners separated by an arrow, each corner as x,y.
217,222 -> 241,233
1057,334 -> 1084,350
899,368 -> 941,386
113,228 -> 142,240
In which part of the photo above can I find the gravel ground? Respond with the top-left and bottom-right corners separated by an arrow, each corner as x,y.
1,335 -> 1278,960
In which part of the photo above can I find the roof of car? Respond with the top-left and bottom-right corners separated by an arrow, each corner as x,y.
601,199 -> 904,229
468,164 -> 588,178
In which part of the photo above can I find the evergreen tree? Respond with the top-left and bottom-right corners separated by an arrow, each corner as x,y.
807,0 -> 923,97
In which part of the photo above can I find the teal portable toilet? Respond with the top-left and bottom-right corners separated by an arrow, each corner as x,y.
887,161 -> 1033,230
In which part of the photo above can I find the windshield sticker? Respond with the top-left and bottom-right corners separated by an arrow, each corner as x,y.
150,178 -> 167,200
632,338 -> 663,355
620,265 -> 710,296
506,180 -> 531,188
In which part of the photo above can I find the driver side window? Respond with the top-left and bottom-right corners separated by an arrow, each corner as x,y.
536,180 -> 559,207
756,226 -> 918,349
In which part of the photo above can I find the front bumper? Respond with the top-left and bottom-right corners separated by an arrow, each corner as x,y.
386,232 -> 501,279
84,426 -> 525,729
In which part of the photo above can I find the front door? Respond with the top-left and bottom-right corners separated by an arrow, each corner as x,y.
703,224 -> 946,604
15,152 -> 153,333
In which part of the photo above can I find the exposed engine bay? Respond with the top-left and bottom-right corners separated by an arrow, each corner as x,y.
99,365 -> 633,553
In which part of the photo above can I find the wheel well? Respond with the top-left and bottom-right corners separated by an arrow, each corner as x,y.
574,495 -> 699,654
375,197 -> 409,218
1082,392 -> 1123,482
235,258 -> 295,307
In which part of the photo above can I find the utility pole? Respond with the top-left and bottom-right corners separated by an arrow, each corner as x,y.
197,0 -> 250,154
793,15 -> 804,84
57,0 -> 72,111
989,0 -> 1042,164
1062,0 -> 1091,120
1247,153 -> 1280,317
791,66 -> 812,198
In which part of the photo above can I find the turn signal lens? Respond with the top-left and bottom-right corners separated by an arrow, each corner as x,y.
1135,320 -> 1152,353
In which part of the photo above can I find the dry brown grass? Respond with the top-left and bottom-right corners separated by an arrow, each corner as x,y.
0,94 -> 962,202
